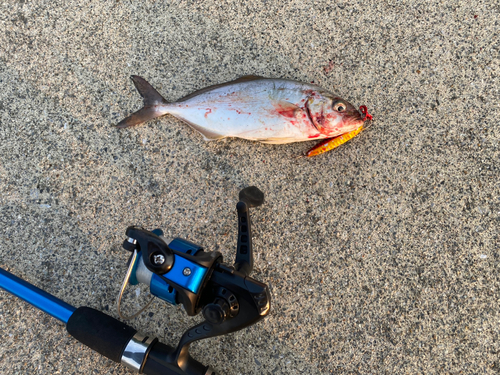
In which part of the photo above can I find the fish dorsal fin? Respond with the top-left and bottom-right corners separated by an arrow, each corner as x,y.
177,75 -> 266,102
230,75 -> 265,83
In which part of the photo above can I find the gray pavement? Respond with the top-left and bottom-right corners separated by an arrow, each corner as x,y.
0,1 -> 499,374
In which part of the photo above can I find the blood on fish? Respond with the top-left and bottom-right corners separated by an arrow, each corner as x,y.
274,104 -> 297,118
204,108 -> 212,118
232,108 -> 251,115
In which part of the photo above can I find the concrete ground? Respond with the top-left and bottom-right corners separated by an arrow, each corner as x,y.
0,1 -> 499,374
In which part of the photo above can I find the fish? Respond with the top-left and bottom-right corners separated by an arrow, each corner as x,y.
116,75 -> 372,156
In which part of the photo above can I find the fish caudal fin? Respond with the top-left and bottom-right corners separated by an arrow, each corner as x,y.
116,76 -> 169,128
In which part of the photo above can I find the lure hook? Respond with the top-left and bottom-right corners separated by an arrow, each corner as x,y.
359,105 -> 373,121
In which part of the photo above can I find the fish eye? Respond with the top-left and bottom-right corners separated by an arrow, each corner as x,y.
333,103 -> 346,112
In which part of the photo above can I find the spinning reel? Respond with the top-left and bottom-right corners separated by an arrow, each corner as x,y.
115,186 -> 270,374
0,187 -> 270,375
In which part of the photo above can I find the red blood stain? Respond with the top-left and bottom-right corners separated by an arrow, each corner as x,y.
274,104 -> 297,118
204,108 -> 212,118
474,15 -> 478,19
313,112 -> 325,127
308,134 -> 321,139
324,60 -> 334,74
233,108 -> 252,115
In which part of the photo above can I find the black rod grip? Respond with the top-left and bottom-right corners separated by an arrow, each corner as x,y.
66,306 -> 137,363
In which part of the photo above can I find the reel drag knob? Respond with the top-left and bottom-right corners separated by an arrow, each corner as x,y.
202,298 -> 230,325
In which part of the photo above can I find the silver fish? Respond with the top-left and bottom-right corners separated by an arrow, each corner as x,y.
116,75 -> 369,147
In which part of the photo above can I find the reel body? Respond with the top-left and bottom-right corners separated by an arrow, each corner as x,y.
117,186 -> 270,373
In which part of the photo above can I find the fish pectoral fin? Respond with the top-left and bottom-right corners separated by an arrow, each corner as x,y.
272,101 -> 303,119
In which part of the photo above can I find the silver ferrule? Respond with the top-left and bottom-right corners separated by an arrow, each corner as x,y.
121,332 -> 156,372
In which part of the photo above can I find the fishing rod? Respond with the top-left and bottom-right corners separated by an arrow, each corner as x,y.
0,187 -> 270,375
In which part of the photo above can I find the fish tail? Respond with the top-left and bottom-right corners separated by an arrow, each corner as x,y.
116,76 -> 169,128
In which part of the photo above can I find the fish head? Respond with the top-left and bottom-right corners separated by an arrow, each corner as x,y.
305,94 -> 365,136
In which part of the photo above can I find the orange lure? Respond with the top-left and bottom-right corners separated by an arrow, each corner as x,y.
305,126 -> 364,157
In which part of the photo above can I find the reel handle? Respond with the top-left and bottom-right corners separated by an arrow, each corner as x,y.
234,186 -> 264,276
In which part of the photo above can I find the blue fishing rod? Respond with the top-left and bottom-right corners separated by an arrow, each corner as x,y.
0,187 -> 270,375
